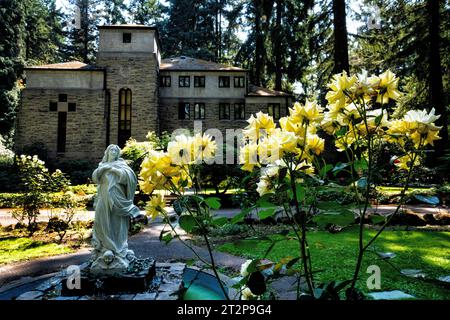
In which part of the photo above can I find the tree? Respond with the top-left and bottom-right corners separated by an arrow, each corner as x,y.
128,0 -> 164,25
0,0 -> 25,137
65,0 -> 101,63
332,0 -> 349,74
101,0 -> 127,24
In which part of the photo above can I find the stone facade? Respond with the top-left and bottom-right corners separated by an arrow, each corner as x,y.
16,88 -> 106,162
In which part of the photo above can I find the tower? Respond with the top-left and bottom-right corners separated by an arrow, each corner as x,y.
96,25 -> 161,147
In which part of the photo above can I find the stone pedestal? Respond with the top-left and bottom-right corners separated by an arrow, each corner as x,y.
61,258 -> 156,296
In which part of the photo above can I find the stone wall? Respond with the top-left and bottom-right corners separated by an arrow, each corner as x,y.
97,52 -> 159,144
159,97 -> 292,136
15,89 -> 106,162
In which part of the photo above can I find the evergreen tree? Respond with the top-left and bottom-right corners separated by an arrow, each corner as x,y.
65,0 -> 101,63
101,0 -> 127,24
0,0 -> 25,136
128,0 -> 164,25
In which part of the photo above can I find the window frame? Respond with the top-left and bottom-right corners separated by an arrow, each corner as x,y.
219,103 -> 230,120
159,75 -> 171,87
267,103 -> 281,120
218,76 -> 230,88
179,76 -> 190,87
123,33 -> 132,43
234,76 -> 245,88
194,76 -> 205,88
234,103 -> 245,120
194,102 -> 205,120
178,102 -> 190,120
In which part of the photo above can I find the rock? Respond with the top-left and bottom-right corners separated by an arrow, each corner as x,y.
423,213 -> 438,225
377,252 -> 396,260
133,293 -> 157,300
156,292 -> 178,300
49,296 -> 80,300
15,291 -> 44,300
436,276 -> 450,288
117,294 -> 136,300
368,290 -> 415,300
400,269 -> 426,278
435,213 -> 450,225
159,282 -> 182,292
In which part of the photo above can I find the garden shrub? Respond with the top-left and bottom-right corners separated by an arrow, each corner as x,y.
57,160 -> 97,185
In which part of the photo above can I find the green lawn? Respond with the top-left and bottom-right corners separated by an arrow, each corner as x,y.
218,226 -> 450,299
0,237 -> 73,265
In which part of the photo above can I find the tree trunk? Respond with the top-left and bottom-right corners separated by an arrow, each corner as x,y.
427,0 -> 448,157
254,0 -> 263,86
332,0 -> 349,74
274,0 -> 282,91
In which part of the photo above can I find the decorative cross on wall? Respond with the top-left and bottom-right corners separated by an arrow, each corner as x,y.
48,94 -> 77,153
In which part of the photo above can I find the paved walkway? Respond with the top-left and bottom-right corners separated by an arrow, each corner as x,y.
0,222 -> 246,289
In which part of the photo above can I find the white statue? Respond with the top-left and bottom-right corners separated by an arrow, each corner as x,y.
90,144 -> 141,275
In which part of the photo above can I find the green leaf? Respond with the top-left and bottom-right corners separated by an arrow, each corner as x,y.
258,207 -> 276,220
204,197 -> 221,209
286,257 -> 301,269
212,216 -> 228,226
173,199 -> 184,216
319,164 -> 333,177
256,194 -> 276,208
231,207 -> 253,224
356,177 -> 368,189
296,185 -> 305,202
375,114 -> 383,126
354,158 -> 368,171
161,233 -> 173,244
335,127 -> 348,137
178,215 -> 197,232
332,162 -> 349,175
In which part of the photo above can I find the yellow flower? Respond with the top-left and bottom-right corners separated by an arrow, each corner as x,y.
243,112 -> 275,142
403,108 -> 441,134
325,71 -> 357,108
306,134 -> 325,156
239,143 -> 259,171
192,133 -> 217,163
335,131 -> 357,152
167,135 -> 194,165
289,100 -> 324,124
371,70 -> 401,104
393,155 -> 421,171
145,194 -> 166,220
256,176 -> 274,197
321,114 -> 340,135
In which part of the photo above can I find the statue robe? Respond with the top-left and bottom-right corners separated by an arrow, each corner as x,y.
92,158 -> 140,259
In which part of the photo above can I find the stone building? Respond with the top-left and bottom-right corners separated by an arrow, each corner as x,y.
15,25 -> 293,163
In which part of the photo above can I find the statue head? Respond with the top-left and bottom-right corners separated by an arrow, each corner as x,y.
102,144 -> 121,163
103,250 -> 115,265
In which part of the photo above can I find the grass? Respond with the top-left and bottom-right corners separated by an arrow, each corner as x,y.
0,237 -> 73,265
217,226 -> 450,300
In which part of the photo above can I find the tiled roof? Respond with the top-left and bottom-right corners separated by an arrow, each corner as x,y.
246,84 -> 292,97
98,24 -> 157,30
160,56 -> 245,71
25,61 -> 103,70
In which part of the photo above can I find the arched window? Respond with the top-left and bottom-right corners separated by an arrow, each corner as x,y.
118,88 -> 132,147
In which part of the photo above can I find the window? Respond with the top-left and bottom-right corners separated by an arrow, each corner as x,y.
118,88 -> 132,147
234,76 -> 245,88
219,103 -> 230,120
234,103 -> 245,120
194,76 -> 205,88
58,94 -> 67,102
49,101 -> 57,112
160,76 -> 171,87
218,76 -> 230,88
68,103 -> 76,112
179,76 -> 190,87
57,112 -> 67,153
178,102 -> 190,119
194,103 -> 205,120
123,33 -> 132,43
267,103 -> 280,120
